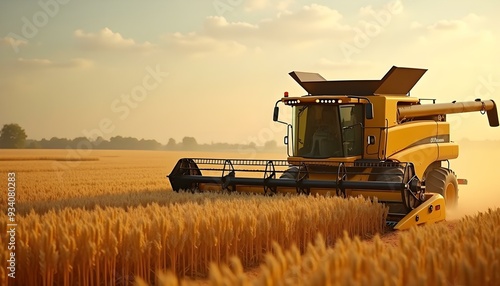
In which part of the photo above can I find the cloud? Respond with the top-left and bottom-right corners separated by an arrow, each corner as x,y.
242,0 -> 293,12
17,58 -> 93,69
258,4 -> 350,41
204,16 -> 259,38
163,4 -> 353,56
427,19 -> 466,31
408,13 -> 491,49
0,36 -> 28,48
411,13 -> 482,32
244,0 -> 268,11
358,0 -> 403,17
74,28 -> 155,51
275,0 -> 293,11
163,32 -> 247,56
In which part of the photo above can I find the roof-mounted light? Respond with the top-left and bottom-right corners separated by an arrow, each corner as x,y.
286,99 -> 301,105
316,99 -> 341,104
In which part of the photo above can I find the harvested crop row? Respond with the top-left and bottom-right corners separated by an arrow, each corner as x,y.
0,192 -> 387,286
191,207 -> 500,286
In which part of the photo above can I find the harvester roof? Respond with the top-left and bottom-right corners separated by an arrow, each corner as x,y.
290,66 -> 427,96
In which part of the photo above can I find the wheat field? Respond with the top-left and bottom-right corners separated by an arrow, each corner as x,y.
169,207 -> 498,286
1,147 -> 499,286
0,149 -> 388,285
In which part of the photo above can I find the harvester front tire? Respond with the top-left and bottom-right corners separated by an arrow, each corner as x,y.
425,167 -> 458,208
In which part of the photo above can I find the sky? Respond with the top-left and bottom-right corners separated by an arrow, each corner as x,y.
1,0 -> 499,145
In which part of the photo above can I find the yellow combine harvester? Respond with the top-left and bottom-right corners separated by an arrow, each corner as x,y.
168,66 -> 498,230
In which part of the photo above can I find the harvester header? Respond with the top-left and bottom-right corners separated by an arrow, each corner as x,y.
168,66 -> 498,230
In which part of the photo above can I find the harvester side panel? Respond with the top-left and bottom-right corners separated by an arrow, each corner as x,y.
371,119 -> 457,178
363,96 -> 420,160
388,143 -> 459,179
383,121 -> 450,158
363,96 -> 388,160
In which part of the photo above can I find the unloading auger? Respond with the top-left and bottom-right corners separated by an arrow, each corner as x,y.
168,66 -> 498,230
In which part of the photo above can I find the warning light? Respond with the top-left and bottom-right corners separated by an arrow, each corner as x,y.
284,91 -> 289,97
435,205 -> 441,211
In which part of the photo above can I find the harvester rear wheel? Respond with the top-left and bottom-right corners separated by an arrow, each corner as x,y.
425,167 -> 458,208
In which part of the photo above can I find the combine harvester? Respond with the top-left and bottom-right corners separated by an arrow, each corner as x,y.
168,66 -> 498,229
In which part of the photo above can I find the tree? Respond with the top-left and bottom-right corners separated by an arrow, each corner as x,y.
181,136 -> 198,150
138,139 -> 162,150
47,137 -> 71,149
166,138 -> 177,150
26,140 -> 41,149
108,136 -> 140,149
0,123 -> 27,148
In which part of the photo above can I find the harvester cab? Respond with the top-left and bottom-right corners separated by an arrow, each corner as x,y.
168,66 -> 498,230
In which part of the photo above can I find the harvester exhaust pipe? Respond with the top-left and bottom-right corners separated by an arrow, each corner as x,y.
398,99 -> 499,127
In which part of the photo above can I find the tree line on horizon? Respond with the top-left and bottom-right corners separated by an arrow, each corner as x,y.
2,123 -> 495,152
0,123 -> 282,152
